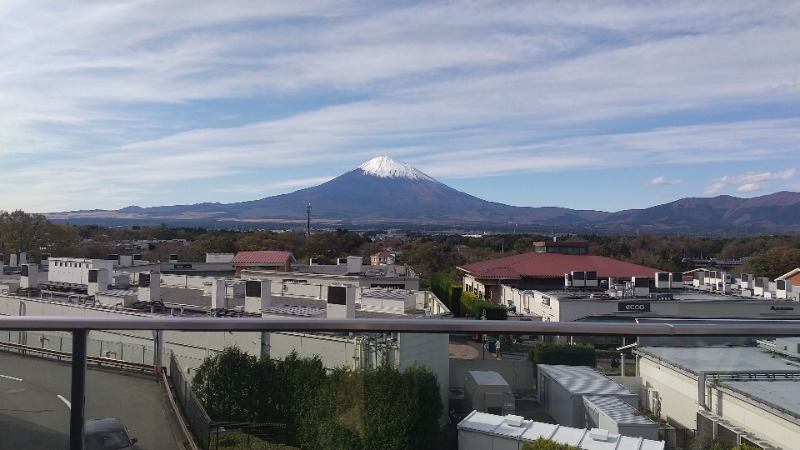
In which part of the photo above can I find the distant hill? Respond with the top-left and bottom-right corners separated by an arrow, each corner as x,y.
46,156 -> 800,235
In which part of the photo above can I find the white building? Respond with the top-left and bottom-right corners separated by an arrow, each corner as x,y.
636,345 -> 798,449
457,411 -> 664,450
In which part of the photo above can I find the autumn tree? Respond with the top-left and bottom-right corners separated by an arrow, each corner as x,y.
0,210 -> 49,259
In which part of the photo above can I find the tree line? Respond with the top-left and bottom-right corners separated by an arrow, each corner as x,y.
3,209 -> 800,283
192,348 -> 443,450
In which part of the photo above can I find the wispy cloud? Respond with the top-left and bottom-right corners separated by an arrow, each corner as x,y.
1,1 -> 798,212
704,169 -> 796,195
650,176 -> 682,186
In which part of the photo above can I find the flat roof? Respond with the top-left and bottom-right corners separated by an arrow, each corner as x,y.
458,411 -> 665,450
639,346 -> 800,420
468,371 -> 509,387
538,365 -> 635,397
637,346 -> 796,374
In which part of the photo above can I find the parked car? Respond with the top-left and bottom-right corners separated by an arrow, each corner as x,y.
84,417 -> 138,450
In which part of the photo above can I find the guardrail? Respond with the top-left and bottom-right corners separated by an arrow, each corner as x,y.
2,316 -> 800,450
2,316 -> 800,335
0,339 -> 157,374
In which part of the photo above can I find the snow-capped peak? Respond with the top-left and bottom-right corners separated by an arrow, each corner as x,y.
357,156 -> 435,182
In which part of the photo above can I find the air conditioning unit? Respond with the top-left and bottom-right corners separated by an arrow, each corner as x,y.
655,272 -> 670,289
777,280 -> 793,299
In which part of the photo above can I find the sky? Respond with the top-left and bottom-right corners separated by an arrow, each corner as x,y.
1,1 -> 799,214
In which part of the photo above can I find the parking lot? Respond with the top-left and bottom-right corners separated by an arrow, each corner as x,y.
0,352 -> 183,450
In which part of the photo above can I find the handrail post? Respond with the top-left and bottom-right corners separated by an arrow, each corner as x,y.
70,329 -> 88,450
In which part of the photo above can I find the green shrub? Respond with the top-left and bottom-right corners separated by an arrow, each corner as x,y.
529,342 -> 597,368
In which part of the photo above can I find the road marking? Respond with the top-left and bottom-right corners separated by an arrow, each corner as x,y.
58,395 -> 71,409
0,374 -> 23,382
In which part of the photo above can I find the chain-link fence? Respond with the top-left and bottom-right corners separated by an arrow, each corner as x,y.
170,352 -> 212,450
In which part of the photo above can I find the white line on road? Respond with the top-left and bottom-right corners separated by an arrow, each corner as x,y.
58,395 -> 71,409
0,374 -> 23,382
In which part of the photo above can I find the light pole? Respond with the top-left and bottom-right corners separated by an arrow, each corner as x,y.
306,203 -> 312,238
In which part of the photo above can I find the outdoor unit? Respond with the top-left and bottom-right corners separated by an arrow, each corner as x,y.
564,273 -> 572,287
346,256 -> 363,274
585,271 -> 598,288
655,272 -> 670,289
327,284 -> 355,318
741,273 -> 754,289
245,279 -> 272,314
87,268 -> 109,295
670,272 -> 683,287
754,277 -> 770,296
40,253 -> 50,263
119,255 -> 133,266
133,254 -> 143,266
137,271 -> 161,303
107,254 -> 120,265
464,371 -> 515,416
632,277 -> 650,297
571,271 -> 586,287
169,254 -> 179,263
211,279 -> 227,309
20,263 -> 39,289
694,271 -> 705,288
776,280 -> 793,299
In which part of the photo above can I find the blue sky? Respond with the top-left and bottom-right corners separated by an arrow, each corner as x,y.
1,1 -> 798,214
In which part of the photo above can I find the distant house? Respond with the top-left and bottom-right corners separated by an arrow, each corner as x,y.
778,268 -> 800,285
230,251 -> 295,276
370,251 -> 396,266
458,242 -> 661,301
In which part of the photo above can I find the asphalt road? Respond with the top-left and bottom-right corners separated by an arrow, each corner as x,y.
0,352 -> 182,450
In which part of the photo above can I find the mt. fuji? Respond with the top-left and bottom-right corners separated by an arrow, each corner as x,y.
49,156 -> 606,227
47,156 -> 800,234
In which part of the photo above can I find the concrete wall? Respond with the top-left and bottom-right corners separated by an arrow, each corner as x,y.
709,387 -> 800,450
638,355 -> 701,429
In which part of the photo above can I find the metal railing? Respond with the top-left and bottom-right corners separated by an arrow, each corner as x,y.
1,316 -> 800,450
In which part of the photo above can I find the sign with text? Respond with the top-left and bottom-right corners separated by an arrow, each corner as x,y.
618,301 -> 651,312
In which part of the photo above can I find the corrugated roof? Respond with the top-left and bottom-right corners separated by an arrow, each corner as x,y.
584,395 -> 657,426
459,252 -> 661,280
538,365 -> 635,397
231,251 -> 295,265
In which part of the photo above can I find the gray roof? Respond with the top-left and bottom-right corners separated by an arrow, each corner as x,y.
584,395 -> 657,426
637,346 -> 797,374
468,370 -> 509,387
538,365 -> 635,397
639,346 -> 800,420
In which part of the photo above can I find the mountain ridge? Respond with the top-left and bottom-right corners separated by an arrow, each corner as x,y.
45,157 -> 800,234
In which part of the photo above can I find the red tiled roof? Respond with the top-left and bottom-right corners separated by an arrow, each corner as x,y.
458,252 -> 662,280
230,251 -> 295,264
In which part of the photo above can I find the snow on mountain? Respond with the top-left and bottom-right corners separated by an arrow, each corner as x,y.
357,156 -> 436,182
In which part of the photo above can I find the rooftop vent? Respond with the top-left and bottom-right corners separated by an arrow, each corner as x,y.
589,428 -> 609,442
503,415 -> 524,427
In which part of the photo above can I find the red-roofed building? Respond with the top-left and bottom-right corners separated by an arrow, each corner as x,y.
370,251 -> 397,266
458,246 -> 662,302
230,251 -> 296,276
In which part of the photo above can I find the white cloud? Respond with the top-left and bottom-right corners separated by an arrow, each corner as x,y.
649,176 -> 682,186
1,1 -> 799,211
704,169 -> 796,195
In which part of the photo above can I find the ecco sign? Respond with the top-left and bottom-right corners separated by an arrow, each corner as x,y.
618,302 -> 651,312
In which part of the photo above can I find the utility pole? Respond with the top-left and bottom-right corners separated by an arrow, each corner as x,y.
306,203 -> 312,238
